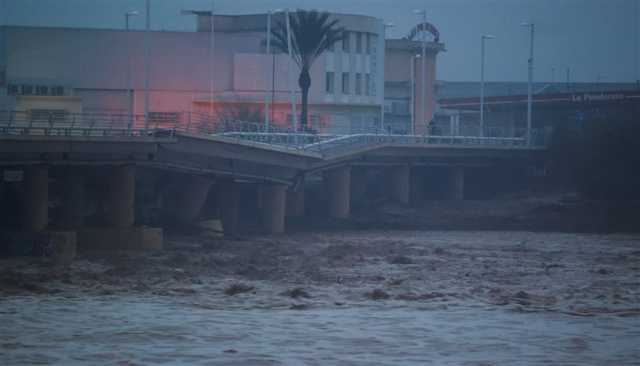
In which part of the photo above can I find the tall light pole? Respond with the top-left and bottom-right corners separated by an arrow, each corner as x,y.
181,2 -> 215,123
285,9 -> 297,132
125,10 -> 139,131
381,22 -> 394,133
263,9 -> 282,131
144,0 -> 150,129
410,54 -> 420,135
480,34 -> 495,138
521,22 -> 535,146
413,9 -> 427,135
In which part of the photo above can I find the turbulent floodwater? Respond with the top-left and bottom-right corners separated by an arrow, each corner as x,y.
1,230 -> 639,365
2,297 -> 639,365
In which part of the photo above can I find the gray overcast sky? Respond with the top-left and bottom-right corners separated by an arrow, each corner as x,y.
2,0 -> 639,83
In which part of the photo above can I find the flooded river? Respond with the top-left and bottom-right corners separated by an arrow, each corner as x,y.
1,230 -> 639,364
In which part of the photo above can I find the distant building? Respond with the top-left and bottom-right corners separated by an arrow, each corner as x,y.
0,12 -> 389,134
435,81 -> 640,140
384,23 -> 445,134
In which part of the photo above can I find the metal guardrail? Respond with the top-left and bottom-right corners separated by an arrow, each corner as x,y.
0,110 -> 545,155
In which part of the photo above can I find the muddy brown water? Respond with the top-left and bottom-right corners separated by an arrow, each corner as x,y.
1,230 -> 639,365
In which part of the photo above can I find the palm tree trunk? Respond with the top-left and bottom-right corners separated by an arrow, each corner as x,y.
298,69 -> 311,132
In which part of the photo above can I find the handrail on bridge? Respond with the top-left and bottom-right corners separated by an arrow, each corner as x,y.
0,110 -> 546,153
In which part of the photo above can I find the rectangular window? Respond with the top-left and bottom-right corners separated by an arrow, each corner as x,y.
341,72 -> 350,94
21,85 -> 33,95
355,73 -> 362,95
342,32 -> 350,52
35,85 -> 49,95
356,32 -> 362,53
365,74 -> 371,96
325,72 -> 335,94
366,33 -> 372,54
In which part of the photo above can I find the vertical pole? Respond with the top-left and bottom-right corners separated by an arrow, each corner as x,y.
410,56 -> 415,135
285,9 -> 298,132
126,14 -> 133,132
144,0 -> 150,130
380,23 -> 386,133
264,11 -> 272,131
209,2 -> 215,124
480,36 -> 485,138
526,24 -> 534,146
421,11 -> 427,133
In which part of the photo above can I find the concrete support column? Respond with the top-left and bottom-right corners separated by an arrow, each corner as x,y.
286,188 -> 305,217
390,165 -> 411,205
62,170 -> 85,228
174,176 -> 213,223
410,167 -> 425,207
108,165 -> 135,227
217,179 -> 239,237
325,166 -> 351,219
350,166 -> 368,209
24,165 -> 48,231
452,166 -> 465,201
261,184 -> 287,234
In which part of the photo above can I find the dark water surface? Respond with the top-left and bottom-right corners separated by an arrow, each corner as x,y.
1,296 -> 639,365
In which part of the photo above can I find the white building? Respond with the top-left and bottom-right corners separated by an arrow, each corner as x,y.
0,12 -> 386,134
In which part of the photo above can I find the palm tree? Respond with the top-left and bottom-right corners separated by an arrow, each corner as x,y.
271,10 -> 344,132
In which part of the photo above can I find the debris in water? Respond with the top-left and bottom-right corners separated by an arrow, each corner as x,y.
224,283 -> 255,296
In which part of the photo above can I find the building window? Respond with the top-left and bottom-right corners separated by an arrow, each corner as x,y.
7,84 -> 18,95
35,85 -> 49,96
52,86 -> 64,96
366,33 -> 372,54
21,85 -> 33,95
355,73 -> 362,95
365,74 -> 371,96
341,72 -> 350,94
356,32 -> 362,53
342,32 -> 350,52
325,72 -> 335,94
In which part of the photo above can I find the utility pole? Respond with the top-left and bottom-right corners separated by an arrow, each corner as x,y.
480,35 -> 495,138
521,22 -> 535,146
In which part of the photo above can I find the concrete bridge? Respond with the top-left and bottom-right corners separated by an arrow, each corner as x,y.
0,111 -> 545,257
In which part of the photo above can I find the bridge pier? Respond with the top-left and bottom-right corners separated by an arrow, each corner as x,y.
108,165 -> 136,227
451,166 -> 465,201
325,166 -> 351,219
286,188 -> 305,217
62,169 -> 85,228
389,165 -> 411,205
24,165 -> 49,231
217,179 -> 239,237
171,175 -> 213,224
261,184 -> 287,234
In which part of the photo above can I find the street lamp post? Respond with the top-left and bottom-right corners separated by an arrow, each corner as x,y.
144,0 -> 150,129
125,10 -> 139,131
263,9 -> 282,132
285,9 -> 298,133
521,22 -> 535,146
413,9 -> 427,135
264,10 -> 273,131
381,22 -> 394,133
480,34 -> 495,138
182,3 -> 216,124
410,54 -> 420,135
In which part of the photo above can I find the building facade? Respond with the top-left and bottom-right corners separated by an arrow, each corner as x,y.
0,12 -> 389,134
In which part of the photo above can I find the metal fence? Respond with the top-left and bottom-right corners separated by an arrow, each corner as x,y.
0,110 -> 545,154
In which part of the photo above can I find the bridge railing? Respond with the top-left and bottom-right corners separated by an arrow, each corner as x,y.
0,110 -> 546,153
0,110 -> 163,138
